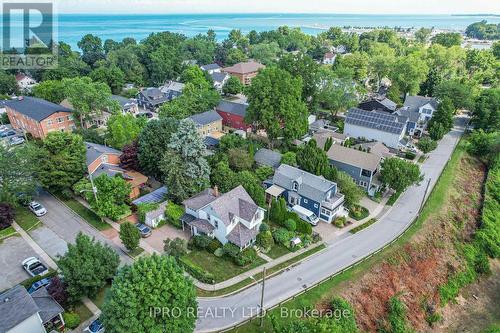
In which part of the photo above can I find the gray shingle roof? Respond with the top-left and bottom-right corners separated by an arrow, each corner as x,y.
272,164 -> 337,203
31,287 -> 64,324
141,88 -> 169,105
226,223 -> 259,248
210,72 -> 230,84
85,142 -> 121,167
92,163 -> 130,179
205,186 -> 259,226
132,186 -> 168,205
345,108 -> 407,135
188,218 -> 216,234
201,63 -> 221,71
5,96 -> 72,122
0,285 -> 40,332
189,110 -> 222,126
216,100 -> 248,117
110,95 -> 136,108
396,107 -> 420,123
254,148 -> 282,169
403,95 -> 438,113
326,144 -> 381,171
183,188 -> 217,211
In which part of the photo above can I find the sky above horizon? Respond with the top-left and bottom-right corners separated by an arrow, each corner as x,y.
53,0 -> 500,15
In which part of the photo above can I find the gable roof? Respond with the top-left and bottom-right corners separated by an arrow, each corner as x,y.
206,186 -> 260,226
30,287 -> 64,324
345,107 -> 407,135
140,88 -> 169,105
254,148 -> 282,169
326,144 -> 381,171
85,142 -> 121,166
216,100 -> 248,117
15,73 -> 34,82
226,223 -> 259,248
403,95 -> 438,112
0,285 -> 40,332
132,186 -> 168,205
189,110 -> 222,126
183,188 -> 217,211
273,164 -> 337,203
201,63 -> 221,71
353,141 -> 391,159
161,81 -> 185,94
210,72 -> 230,84
359,96 -> 397,112
223,61 -> 265,74
110,95 -> 136,108
5,96 -> 72,122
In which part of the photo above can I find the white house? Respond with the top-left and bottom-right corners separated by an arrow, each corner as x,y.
15,73 -> 37,92
396,96 -> 439,137
322,52 -> 336,65
344,107 -> 408,149
181,186 -> 265,249
200,63 -> 222,75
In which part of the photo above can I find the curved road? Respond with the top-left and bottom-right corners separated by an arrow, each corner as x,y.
195,117 -> 466,332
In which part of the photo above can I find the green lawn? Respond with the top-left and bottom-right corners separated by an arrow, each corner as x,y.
183,250 -> 266,283
57,195 -> 111,231
73,303 -> 93,324
197,244 -> 326,297
229,139 -> 466,333
90,284 -> 111,309
127,247 -> 144,259
0,226 -> 17,240
266,244 -> 290,259
387,191 -> 402,206
350,218 -> 378,234
15,207 -> 40,231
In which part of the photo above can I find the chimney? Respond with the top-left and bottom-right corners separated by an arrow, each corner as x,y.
213,185 -> 219,197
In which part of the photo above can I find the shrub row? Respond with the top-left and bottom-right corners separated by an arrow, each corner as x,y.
179,257 -> 215,284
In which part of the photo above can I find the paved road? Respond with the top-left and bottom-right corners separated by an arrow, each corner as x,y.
195,117 -> 467,332
35,191 -> 132,265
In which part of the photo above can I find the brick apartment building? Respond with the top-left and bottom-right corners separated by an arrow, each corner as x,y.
5,97 -> 75,138
222,61 -> 265,85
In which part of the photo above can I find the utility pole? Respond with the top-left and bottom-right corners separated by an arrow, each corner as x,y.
259,266 -> 266,327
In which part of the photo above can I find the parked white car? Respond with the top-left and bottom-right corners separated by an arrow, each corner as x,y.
9,136 -> 25,145
291,205 -> 319,226
22,257 -> 49,277
29,201 -> 47,217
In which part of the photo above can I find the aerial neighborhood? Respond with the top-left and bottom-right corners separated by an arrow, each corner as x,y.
0,15 -> 498,333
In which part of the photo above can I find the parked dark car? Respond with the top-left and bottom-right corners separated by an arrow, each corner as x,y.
0,130 -> 16,138
84,317 -> 105,333
136,223 -> 152,238
27,277 -> 52,293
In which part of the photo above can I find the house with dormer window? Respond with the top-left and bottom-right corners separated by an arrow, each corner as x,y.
264,164 -> 346,223
180,186 -> 265,249
396,95 -> 439,137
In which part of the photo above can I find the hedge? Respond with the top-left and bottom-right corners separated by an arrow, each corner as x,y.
63,312 -> 81,329
166,202 -> 184,229
179,258 -> 215,284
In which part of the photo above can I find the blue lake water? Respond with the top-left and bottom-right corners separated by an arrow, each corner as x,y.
8,13 -> 500,49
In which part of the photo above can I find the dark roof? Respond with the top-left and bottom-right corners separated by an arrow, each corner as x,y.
140,88 -> 169,105
183,188 -> 217,211
226,223 -> 259,248
188,218 -> 216,234
216,100 -> 248,117
31,287 -> 64,324
359,97 -> 397,112
189,110 -> 222,126
273,164 -> 337,203
0,285 -> 40,332
201,63 -> 221,71
326,144 -> 381,171
132,186 -> 168,205
254,148 -> 282,169
403,95 -> 438,112
180,213 -> 196,223
203,136 -> 220,148
85,142 -> 121,166
396,107 -> 420,123
110,95 -> 136,108
345,108 -> 407,135
92,163 -> 130,179
5,96 -> 72,122
210,72 -> 229,83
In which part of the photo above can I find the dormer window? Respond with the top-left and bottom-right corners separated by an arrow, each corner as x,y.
292,181 -> 299,191
101,155 -> 108,163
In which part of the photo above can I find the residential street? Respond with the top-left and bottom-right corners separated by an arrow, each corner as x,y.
35,191 -> 133,265
194,116 -> 467,332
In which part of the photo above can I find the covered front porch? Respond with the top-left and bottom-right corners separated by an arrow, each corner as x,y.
180,213 -> 215,238
265,184 -> 285,206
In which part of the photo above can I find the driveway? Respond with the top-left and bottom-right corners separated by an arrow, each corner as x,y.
143,223 -> 190,253
195,117 -> 467,332
29,226 -> 68,260
35,191 -> 132,265
0,235 -> 42,291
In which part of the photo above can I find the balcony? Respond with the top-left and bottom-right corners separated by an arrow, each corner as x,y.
322,192 -> 345,211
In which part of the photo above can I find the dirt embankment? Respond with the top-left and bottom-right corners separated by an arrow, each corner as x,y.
330,154 -> 489,332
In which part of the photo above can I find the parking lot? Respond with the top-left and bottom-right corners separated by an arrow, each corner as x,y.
0,235 -> 45,291
0,124 -> 25,147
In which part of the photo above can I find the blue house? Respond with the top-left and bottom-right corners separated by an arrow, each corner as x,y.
264,164 -> 345,223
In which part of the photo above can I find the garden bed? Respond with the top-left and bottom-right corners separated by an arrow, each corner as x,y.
350,218 -> 378,234
387,191 -> 402,206
348,205 -> 369,221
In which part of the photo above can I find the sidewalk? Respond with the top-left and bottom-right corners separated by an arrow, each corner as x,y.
195,242 -> 325,292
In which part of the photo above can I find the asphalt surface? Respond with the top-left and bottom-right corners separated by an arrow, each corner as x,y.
35,191 -> 132,265
195,117 -> 466,332
0,235 -> 40,291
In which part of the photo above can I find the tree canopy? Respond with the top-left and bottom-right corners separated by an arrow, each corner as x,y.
380,158 -> 424,193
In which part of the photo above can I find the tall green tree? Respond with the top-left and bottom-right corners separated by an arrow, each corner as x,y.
428,97 -> 455,140
0,145 -> 36,205
159,82 -> 220,119
380,158 -> 423,193
318,70 -> 359,116
36,132 -> 86,192
334,52 -> 369,82
77,34 -> 105,66
296,140 -> 330,176
89,64 -> 126,94
101,255 -> 197,333
246,67 -> 308,144
32,80 -> 66,103
249,42 -> 281,65
58,233 -> 119,302
159,119 -> 210,202
0,71 -> 18,95
472,88 -> 499,132
73,175 -> 131,220
414,28 -> 432,44
137,117 -> 179,178
222,76 -> 244,96
390,54 -> 429,95
119,222 -> 141,251
335,172 -> 364,208
431,32 -> 462,47
63,77 -> 119,128
106,114 -> 146,150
